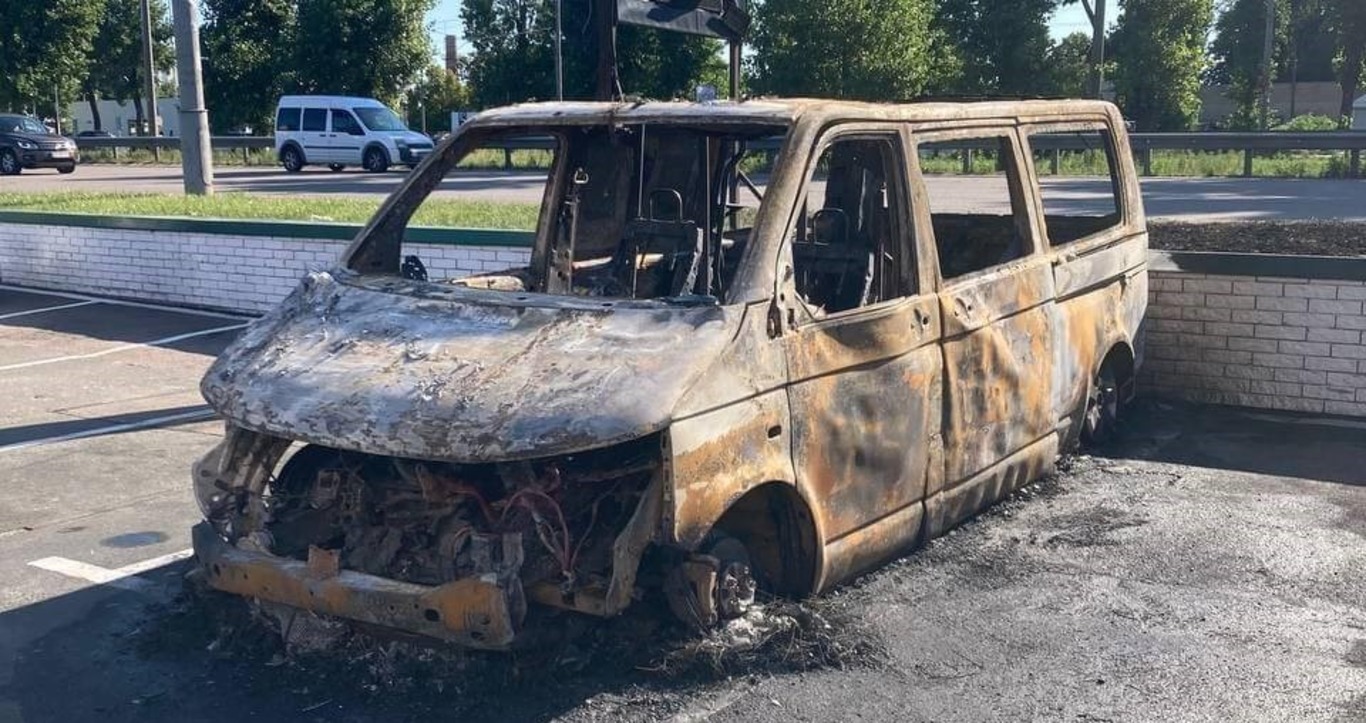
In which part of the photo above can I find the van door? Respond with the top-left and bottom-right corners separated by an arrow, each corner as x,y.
779,126 -> 943,588
299,107 -> 331,164
330,109 -> 366,165
912,127 -> 1058,537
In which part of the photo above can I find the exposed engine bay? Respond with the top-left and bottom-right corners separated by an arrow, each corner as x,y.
262,439 -> 658,596
193,427 -> 669,648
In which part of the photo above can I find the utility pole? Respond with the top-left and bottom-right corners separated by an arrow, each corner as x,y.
140,0 -> 159,136
1259,0 -> 1276,129
1081,0 -> 1108,99
555,0 -> 564,100
171,0 -> 213,195
594,0 -> 619,101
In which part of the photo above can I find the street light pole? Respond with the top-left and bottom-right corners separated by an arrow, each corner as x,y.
171,0 -> 213,195
555,0 -> 564,100
140,0 -> 159,136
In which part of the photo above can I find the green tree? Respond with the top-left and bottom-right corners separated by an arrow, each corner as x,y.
406,67 -> 472,133
1048,32 -> 1096,97
1109,0 -> 1215,130
291,0 -> 436,107
82,0 -> 174,133
747,0 -> 959,100
936,0 -> 1058,95
202,0 -> 296,133
0,0 -> 105,116
461,0 -> 726,107
1329,0 -> 1366,120
1210,0 -> 1290,128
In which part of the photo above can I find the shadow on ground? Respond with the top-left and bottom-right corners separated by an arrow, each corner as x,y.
1104,397 -> 1366,487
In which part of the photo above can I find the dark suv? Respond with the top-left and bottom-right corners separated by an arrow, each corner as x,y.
0,114 -> 78,175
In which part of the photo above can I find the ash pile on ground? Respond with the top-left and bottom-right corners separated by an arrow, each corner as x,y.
1149,219 -> 1366,256
132,569 -> 889,722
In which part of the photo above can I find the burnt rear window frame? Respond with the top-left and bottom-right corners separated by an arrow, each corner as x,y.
1023,120 -> 1129,250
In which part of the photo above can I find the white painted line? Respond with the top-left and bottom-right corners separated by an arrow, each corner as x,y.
0,408 -> 218,454
28,557 -> 153,593
0,300 -> 97,322
28,548 -> 195,594
0,322 -> 248,372
0,283 -> 254,321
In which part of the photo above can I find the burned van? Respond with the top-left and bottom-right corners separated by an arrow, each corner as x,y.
191,99 -> 1147,648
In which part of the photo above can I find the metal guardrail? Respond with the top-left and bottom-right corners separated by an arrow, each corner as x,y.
73,131 -> 1366,177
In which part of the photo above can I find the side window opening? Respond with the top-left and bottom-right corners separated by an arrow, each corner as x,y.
301,108 -> 327,132
276,107 -> 301,132
917,135 -> 1030,280
1029,127 -> 1124,246
792,136 -> 908,317
331,110 -> 362,136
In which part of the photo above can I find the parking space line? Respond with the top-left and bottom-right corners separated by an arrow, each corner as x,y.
0,322 -> 248,373
0,283 -> 254,321
0,407 -> 218,453
0,300 -> 97,322
28,549 -> 194,593
27,547 -> 196,594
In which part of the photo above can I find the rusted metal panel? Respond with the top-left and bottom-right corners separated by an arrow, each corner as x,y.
938,258 -> 1058,486
784,295 -> 943,543
202,271 -> 738,463
193,523 -> 521,648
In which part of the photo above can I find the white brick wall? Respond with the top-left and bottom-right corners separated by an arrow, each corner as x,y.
0,222 -> 532,315
1142,270 -> 1366,418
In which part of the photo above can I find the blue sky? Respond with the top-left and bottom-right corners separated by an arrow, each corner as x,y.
424,1 -> 1113,61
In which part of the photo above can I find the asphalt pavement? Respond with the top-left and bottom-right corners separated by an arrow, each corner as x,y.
2,164 -> 1365,222
1,284 -> 1364,722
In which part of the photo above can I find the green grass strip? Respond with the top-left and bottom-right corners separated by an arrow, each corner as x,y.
0,191 -> 540,230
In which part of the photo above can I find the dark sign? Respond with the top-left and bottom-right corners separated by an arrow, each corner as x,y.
616,0 -> 749,41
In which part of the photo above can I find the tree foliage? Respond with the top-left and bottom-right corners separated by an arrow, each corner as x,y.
82,0 -> 174,131
747,0 -> 958,100
203,0 -> 432,133
1048,32 -> 1096,98
202,0 -> 297,132
1210,0 -> 1290,127
292,0 -> 435,106
937,0 -> 1058,95
0,0 -> 104,113
1109,0 -> 1215,130
406,67 -> 472,133
461,0 -> 725,107
1329,0 -> 1366,119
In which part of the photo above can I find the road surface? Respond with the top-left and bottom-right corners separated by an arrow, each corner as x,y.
3,164 -> 1365,222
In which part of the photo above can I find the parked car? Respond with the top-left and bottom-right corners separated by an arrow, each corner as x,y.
76,130 -> 114,138
274,95 -> 434,173
191,98 -> 1148,649
0,113 -> 78,175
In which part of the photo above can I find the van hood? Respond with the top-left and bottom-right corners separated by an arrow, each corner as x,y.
202,272 -> 738,462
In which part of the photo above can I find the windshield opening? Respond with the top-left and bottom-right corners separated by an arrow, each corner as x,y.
354,106 -> 408,132
354,121 -> 788,306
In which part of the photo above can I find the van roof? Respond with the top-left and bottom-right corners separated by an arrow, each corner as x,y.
277,95 -> 387,107
468,98 -> 1123,129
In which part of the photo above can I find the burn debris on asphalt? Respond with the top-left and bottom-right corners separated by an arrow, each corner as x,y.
130,565 -> 890,720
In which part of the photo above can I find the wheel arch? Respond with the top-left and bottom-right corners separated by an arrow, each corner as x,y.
709,481 -> 822,597
278,141 -> 305,163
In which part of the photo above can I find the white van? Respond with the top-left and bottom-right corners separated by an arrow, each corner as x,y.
274,95 -> 434,173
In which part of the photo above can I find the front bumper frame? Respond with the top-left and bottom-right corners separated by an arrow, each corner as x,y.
192,523 -> 521,648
